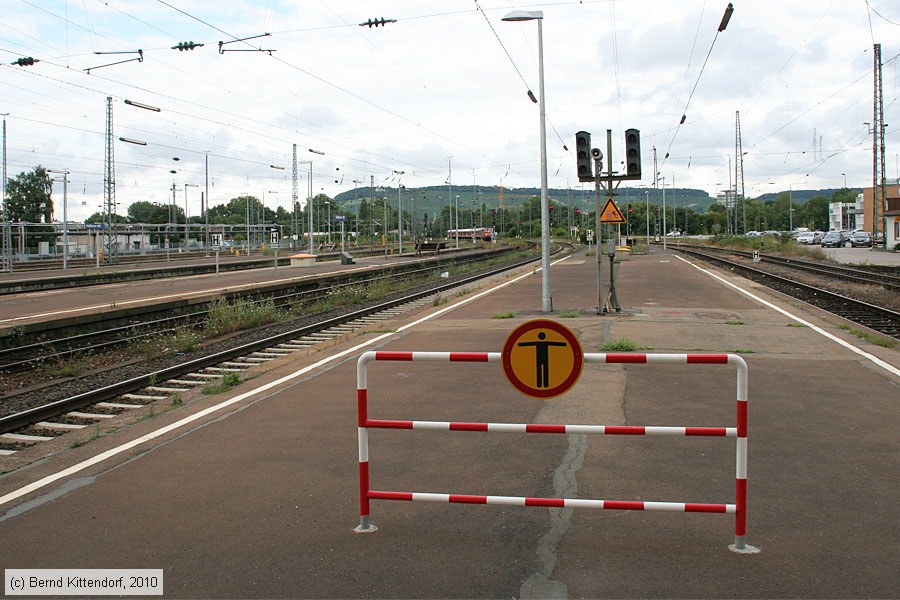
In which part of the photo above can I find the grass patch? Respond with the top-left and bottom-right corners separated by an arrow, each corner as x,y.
69,424 -> 101,449
838,324 -> 897,348
47,352 -> 94,378
600,338 -> 638,352
202,372 -> 242,395
131,328 -> 204,359
493,311 -> 516,319
728,349 -> 755,354
206,297 -> 280,336
787,322 -> 806,328
558,310 -> 579,318
725,319 -> 745,325
432,295 -> 448,306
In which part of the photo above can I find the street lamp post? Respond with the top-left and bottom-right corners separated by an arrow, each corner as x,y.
660,176 -> 668,253
455,195 -> 460,248
304,150 -> 324,254
47,169 -> 70,269
184,183 -> 199,248
503,10 -> 551,312
645,191 -> 650,242
394,170 -> 405,254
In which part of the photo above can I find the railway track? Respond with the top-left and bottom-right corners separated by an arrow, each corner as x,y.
684,244 -> 900,289
676,246 -> 900,339
0,247 -> 517,369
0,249 -> 548,455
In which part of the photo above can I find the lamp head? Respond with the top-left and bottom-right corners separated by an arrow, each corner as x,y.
502,10 -> 543,21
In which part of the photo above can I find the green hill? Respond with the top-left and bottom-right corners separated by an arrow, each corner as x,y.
333,185 -> 718,217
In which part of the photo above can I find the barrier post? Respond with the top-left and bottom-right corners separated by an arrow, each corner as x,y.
355,350 -> 757,553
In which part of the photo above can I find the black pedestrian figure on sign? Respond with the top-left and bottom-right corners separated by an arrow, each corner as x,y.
517,331 -> 567,388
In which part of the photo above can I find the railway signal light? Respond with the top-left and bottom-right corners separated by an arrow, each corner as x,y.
172,41 -> 203,51
13,57 -> 38,66
575,131 -> 593,182
625,128 -> 642,178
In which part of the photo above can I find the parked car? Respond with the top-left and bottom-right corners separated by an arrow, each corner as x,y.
745,231 -> 761,238
795,231 -> 817,245
820,232 -> 845,248
849,231 -> 873,247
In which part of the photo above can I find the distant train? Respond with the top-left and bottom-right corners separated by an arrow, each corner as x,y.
446,227 -> 496,241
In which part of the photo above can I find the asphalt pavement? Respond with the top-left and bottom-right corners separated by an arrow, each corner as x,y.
1,247 -> 897,598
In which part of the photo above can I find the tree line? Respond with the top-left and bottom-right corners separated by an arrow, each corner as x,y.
4,165 -> 859,243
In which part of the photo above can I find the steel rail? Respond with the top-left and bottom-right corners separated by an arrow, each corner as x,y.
677,243 -> 900,289
0,250 -> 551,433
0,249 -> 518,367
677,247 -> 900,339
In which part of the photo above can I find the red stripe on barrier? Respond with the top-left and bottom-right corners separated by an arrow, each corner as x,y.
685,503 -> 729,513
449,422 -> 489,432
357,389 -> 368,426
687,354 -> 729,364
737,402 -> 748,437
604,501 -> 645,510
366,419 -> 414,429
685,427 -> 729,436
375,351 -> 414,361
359,462 -> 370,516
735,479 -> 747,536
525,497 -> 566,507
369,491 -> 414,501
449,352 -> 491,362
526,424 -> 567,434
449,494 -> 488,504
604,426 -> 646,435
605,353 -> 648,363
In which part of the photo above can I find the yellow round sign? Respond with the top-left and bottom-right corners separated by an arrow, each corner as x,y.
501,319 -> 584,399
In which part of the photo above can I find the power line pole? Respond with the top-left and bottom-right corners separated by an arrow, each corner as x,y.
1,113 -> 11,272
872,43 -> 886,250
292,144 -> 299,249
103,97 -> 117,262
735,111 -> 746,234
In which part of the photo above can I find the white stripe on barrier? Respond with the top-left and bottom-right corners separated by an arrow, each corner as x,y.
644,502 -> 686,512
566,425 -> 607,434
413,352 -> 453,361
645,353 -> 688,364
736,438 -> 748,479
487,496 -> 527,506
357,428 -> 369,462
413,493 -> 450,503
487,423 -> 527,433
413,421 -> 451,430
564,499 -> 606,509
646,426 -> 685,436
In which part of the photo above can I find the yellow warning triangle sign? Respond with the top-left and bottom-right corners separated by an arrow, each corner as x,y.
600,197 -> 626,224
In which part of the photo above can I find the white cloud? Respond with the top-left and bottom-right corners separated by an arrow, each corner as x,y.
1,0 -> 898,222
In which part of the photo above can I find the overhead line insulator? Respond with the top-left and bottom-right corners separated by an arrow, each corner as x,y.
12,57 -> 38,66
172,41 -> 204,51
359,17 -> 397,28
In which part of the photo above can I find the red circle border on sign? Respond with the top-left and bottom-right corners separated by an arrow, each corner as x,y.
501,319 -> 584,399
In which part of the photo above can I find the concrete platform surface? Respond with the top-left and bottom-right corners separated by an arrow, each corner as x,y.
0,248 -> 897,599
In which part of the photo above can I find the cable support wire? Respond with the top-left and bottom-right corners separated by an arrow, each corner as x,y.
10,2 -> 548,193
660,2 -> 733,171
473,1 -> 571,155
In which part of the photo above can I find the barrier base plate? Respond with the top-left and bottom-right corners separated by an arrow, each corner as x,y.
729,543 -> 761,554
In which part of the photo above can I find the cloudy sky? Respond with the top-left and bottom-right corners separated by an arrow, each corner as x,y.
2,0 -> 899,220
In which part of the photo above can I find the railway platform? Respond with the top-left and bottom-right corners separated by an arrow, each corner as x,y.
1,247 -> 898,598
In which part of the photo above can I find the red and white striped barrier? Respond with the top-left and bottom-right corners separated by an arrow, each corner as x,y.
355,351 -> 753,552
